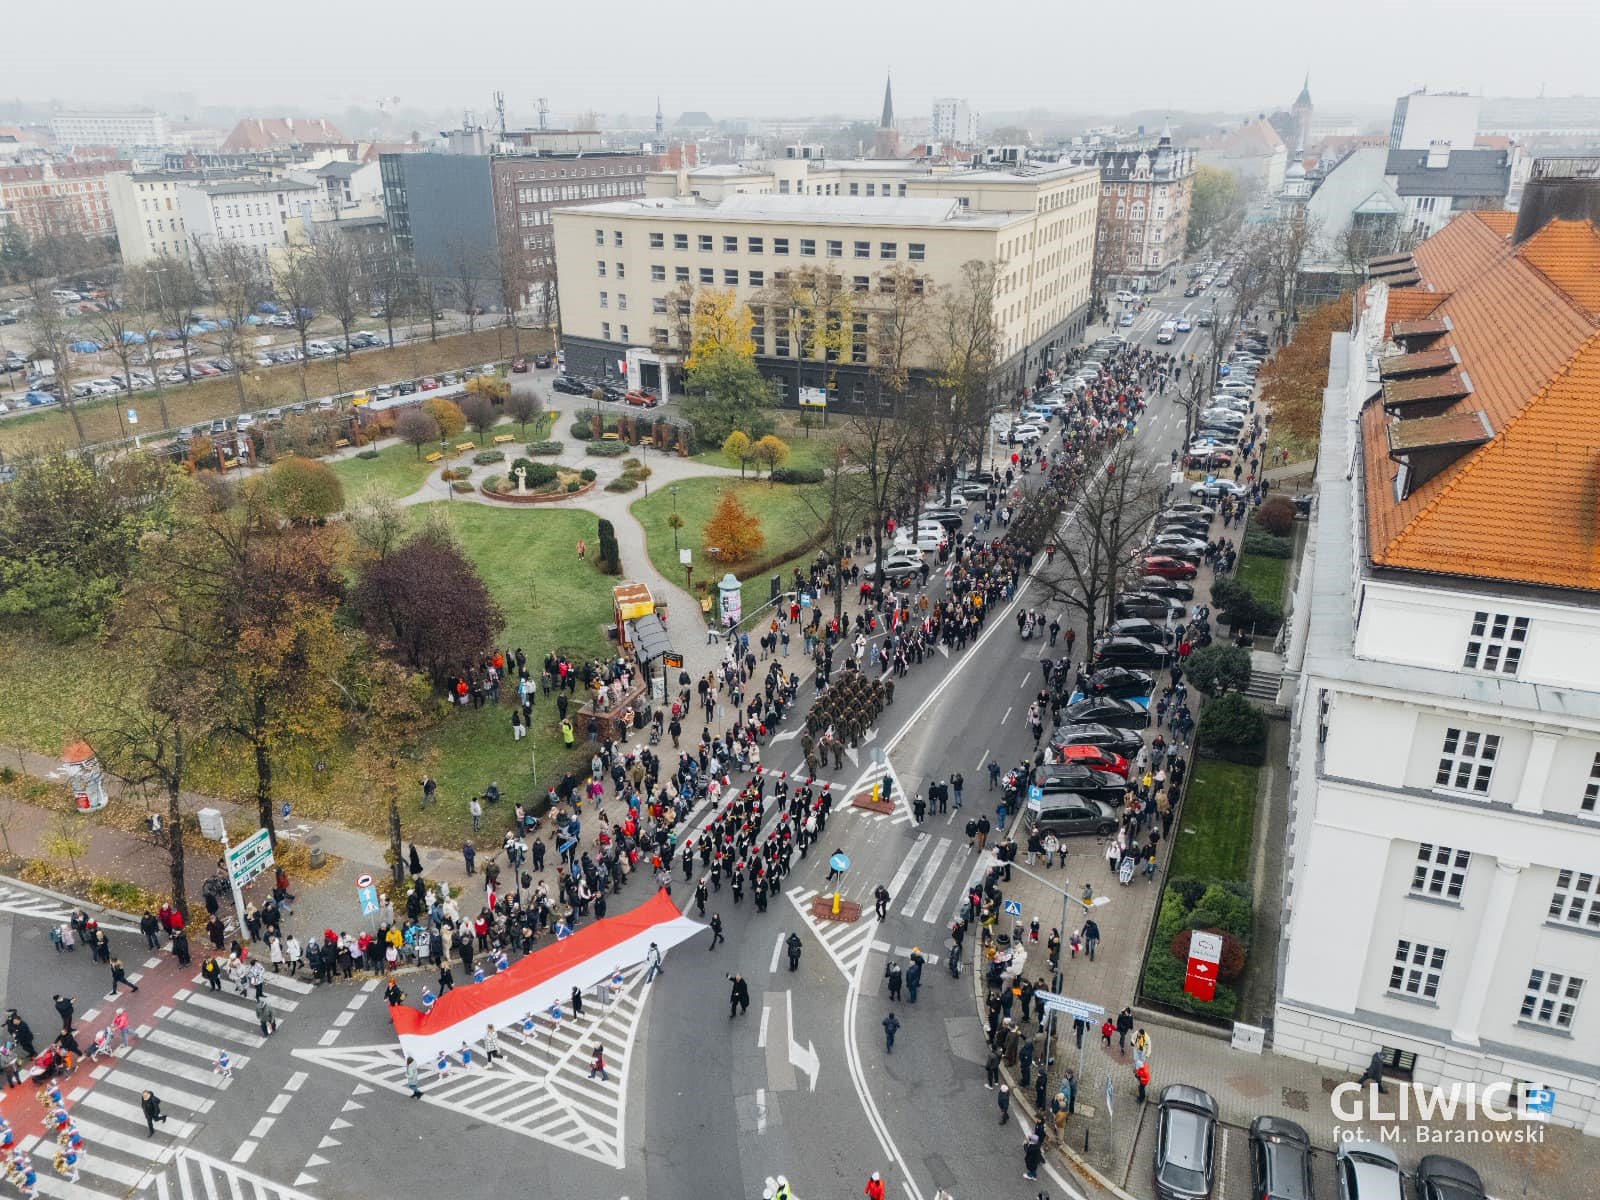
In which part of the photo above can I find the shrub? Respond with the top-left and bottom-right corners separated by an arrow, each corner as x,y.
483,475 -> 501,492
450,480 -> 474,493
1170,928 -> 1248,983
605,477 -> 640,492
1198,692 -> 1268,764
624,464 -> 652,481
441,466 -> 474,481
1256,495 -> 1296,535
473,449 -> 506,465
1140,892 -> 1239,1017
261,456 -> 345,523
1189,883 -> 1253,942
596,518 -> 621,574
622,457 -> 642,470
1184,644 -> 1253,696
771,466 -> 824,484
423,397 -> 466,439
508,458 -> 558,489
588,440 -> 628,457
579,468 -> 597,482
1210,576 -> 1282,634
566,480 -> 582,493
356,448 -> 381,460
703,490 -> 765,564
1242,525 -> 1292,558
526,440 -> 563,455
570,420 -> 595,440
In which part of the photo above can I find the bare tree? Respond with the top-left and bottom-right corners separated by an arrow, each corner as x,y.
87,273 -> 145,437
271,241 -> 322,399
24,279 -> 84,443
129,255 -> 205,399
395,407 -> 440,458
929,259 -> 999,498
190,238 -> 267,412
458,392 -> 496,445
794,441 -> 870,622
1031,438 -> 1168,651
495,236 -> 529,357
1245,212 -> 1323,345
361,244 -> 409,348
506,386 -> 542,434
311,226 -> 363,358
445,237 -> 490,334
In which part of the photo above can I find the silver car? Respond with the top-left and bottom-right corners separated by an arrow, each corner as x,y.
1335,1139 -> 1403,1200
1154,1084 -> 1218,1199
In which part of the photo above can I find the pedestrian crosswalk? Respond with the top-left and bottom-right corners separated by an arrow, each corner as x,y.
0,883 -> 140,934
14,964 -> 308,1198
293,963 -> 652,1169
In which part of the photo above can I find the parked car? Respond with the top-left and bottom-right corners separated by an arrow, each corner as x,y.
1053,722 -> 1145,758
1335,1140 -> 1403,1200
553,375 -> 588,395
1414,1155 -> 1487,1200
861,548 -> 925,583
1074,666 -> 1154,701
420,376 -> 441,391
511,355 -> 529,373
1248,1116 -> 1314,1200
1033,764 -> 1125,806
1116,592 -> 1187,621
1025,794 -> 1120,839
1153,1085 -> 1218,1200
1146,535 -> 1207,561
1140,555 -> 1199,580
1062,695 -> 1151,729
624,390 -> 658,408
534,353 -> 553,369
1094,637 -> 1170,670
1054,744 -> 1130,776
1189,479 -> 1249,501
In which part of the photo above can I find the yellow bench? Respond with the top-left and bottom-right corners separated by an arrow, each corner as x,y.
334,438 -> 350,448
492,433 -> 514,445
425,451 -> 444,463
455,441 -> 476,453
601,432 -> 620,441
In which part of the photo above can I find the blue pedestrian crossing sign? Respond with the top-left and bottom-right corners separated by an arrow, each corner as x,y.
1002,899 -> 1023,917
355,873 -> 380,917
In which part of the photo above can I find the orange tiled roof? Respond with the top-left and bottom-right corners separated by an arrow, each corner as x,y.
1363,210 -> 1600,587
1516,218 -> 1600,318
1474,210 -> 1517,236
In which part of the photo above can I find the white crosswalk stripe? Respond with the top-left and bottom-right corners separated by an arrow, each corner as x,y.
0,884 -> 140,933
8,963 -> 282,1199
294,963 -> 654,1168
786,889 -> 883,987
898,836 -> 952,918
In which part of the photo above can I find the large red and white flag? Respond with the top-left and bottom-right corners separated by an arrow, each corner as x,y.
390,889 -> 700,1061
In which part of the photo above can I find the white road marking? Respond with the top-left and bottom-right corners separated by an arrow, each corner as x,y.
769,929 -> 786,974
899,837 -> 952,917
883,833 -> 929,903
757,1005 -> 771,1049
755,1086 -> 767,1134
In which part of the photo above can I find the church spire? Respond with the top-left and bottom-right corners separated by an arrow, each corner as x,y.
880,72 -> 895,130
1295,73 -> 1312,107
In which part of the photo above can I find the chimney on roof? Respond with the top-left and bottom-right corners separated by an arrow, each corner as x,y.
1512,156 -> 1600,245
1425,140 -> 1450,169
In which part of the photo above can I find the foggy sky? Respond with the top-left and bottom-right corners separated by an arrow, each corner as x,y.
5,0 -> 1588,126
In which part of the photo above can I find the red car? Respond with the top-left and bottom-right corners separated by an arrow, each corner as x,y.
511,355 -> 529,373
1056,744 -> 1130,777
624,389 -> 658,408
1140,555 -> 1198,580
420,376 -> 440,391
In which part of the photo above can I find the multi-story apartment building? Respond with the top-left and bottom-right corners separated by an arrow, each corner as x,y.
176,178 -> 317,266
932,99 -> 979,149
1063,131 -> 1195,295
107,169 -> 256,263
552,158 -> 1099,405
49,110 -> 168,149
381,148 -> 660,319
1278,203 -> 1600,1135
0,159 -> 126,242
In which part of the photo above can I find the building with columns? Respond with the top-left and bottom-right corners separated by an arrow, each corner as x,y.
1277,205 -> 1600,1135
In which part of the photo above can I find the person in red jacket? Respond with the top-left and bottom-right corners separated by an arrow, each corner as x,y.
1135,1059 -> 1152,1104
864,1172 -> 885,1200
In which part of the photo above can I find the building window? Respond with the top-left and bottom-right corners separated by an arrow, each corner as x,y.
1521,970 -> 1583,1029
778,179 -> 790,195
747,236 -> 764,254
849,183 -> 859,196
616,262 -> 625,279
601,322 -> 611,340
650,232 -> 664,249
909,243 -> 925,261
595,229 -> 604,245
1389,940 -> 1446,1000
722,236 -> 737,253
853,276 -> 869,293
749,270 -> 764,288
854,241 -> 870,259
1411,845 -> 1469,900
1549,869 -> 1600,930
898,183 -> 907,197
773,238 -> 789,256
866,183 -> 876,196
596,260 -> 607,277
599,291 -> 608,309
673,233 -> 688,251
619,325 -> 629,342
800,239 -> 816,257
651,265 -> 665,282
723,269 -> 738,286
698,234 -> 713,252
1435,728 -> 1499,795
653,327 -> 669,344
652,297 -> 667,314
699,268 -> 714,285
675,266 -> 690,283
880,242 -> 897,259
1463,612 -> 1528,674
1584,754 -> 1600,814
617,294 -> 627,311
614,231 -> 623,247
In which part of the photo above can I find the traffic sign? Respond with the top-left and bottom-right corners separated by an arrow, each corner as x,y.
1027,784 -> 1043,803
226,828 -> 274,887
1524,1087 -> 1555,1122
829,852 -> 851,874
1002,899 -> 1023,917
1104,1074 -> 1115,1119
356,873 -> 380,917
1034,990 -> 1106,1024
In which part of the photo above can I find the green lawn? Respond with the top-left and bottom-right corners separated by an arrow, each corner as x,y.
1167,759 -> 1260,884
631,477 -> 822,618
1236,551 -> 1289,608
329,440 -> 444,501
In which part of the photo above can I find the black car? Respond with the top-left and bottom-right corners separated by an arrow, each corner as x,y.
1414,1156 -> 1486,1200
601,384 -> 626,403
1142,577 -> 1201,605
1116,593 -> 1186,621
1062,695 -> 1151,729
1159,514 -> 1212,535
1034,765 -> 1126,806
533,353 -> 553,369
1094,637 -> 1170,670
1108,618 -> 1174,645
1053,722 -> 1144,757
1248,1116 -> 1314,1200
1075,667 -> 1154,701
920,509 -> 965,533
552,375 -> 588,395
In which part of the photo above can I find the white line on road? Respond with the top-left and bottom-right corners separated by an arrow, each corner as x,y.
755,1086 -> 767,1134
757,1005 -> 770,1049
769,929 -> 785,974
884,833 -> 929,903
1001,706 -> 1012,724
231,1139 -> 257,1164
1043,1159 -> 1089,1200
899,837 -> 951,918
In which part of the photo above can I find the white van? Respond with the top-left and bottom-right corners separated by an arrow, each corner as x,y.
1156,321 -> 1178,344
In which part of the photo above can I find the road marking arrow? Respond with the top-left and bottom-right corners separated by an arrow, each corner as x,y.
770,729 -> 800,743
784,991 -> 819,1092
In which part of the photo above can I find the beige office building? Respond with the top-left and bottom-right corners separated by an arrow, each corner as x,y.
553,159 -> 1098,407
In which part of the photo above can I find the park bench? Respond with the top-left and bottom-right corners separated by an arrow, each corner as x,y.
333,438 -> 350,448
455,441 -> 476,453
425,451 -> 444,463
492,433 -> 515,445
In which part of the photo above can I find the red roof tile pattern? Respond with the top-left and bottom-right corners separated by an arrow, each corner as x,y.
221,117 -> 348,152
1516,219 -> 1600,318
1474,210 -> 1518,236
1381,288 -> 1449,322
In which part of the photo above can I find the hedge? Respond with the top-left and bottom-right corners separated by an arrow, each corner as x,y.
450,480 -> 474,493
570,420 -> 595,440
508,458 -> 558,489
605,477 -> 640,492
588,441 -> 628,457
1197,692 -> 1268,764
1242,525 -> 1293,558
771,465 -> 824,484
356,448 -> 381,460
526,441 -> 563,456
1140,890 -> 1241,1018
473,449 -> 506,465
1210,576 -> 1283,635
579,468 -> 597,482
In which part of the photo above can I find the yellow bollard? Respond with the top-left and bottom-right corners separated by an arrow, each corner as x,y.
832,891 -> 841,914
872,782 -> 880,804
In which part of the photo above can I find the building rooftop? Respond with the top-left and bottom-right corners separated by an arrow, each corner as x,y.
1384,147 -> 1512,198
559,192 -> 1024,229
195,178 -> 316,197
1360,211 -> 1600,590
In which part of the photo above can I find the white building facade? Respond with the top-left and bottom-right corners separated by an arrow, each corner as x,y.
1277,241 -> 1600,1134
176,179 -> 316,265
50,110 -> 168,148
931,99 -> 979,149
